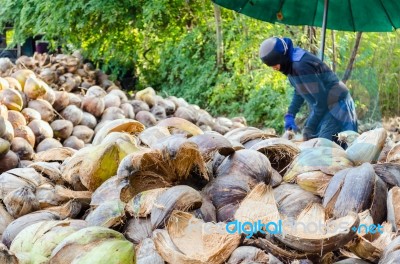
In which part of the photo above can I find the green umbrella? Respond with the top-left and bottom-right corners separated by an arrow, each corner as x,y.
212,0 -> 400,60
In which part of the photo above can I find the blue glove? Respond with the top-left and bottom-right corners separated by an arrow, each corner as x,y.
284,113 -> 298,131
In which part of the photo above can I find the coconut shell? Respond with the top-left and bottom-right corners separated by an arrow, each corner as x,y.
1,210 -> 60,247
124,217 -> 153,244
85,200 -> 125,228
373,163 -> 400,188
154,211 -> 241,264
138,126 -> 171,147
27,99 -> 55,122
0,88 -> 24,111
135,110 -> 157,127
136,238 -> 164,264
49,226 -> 135,264
101,106 -> 125,121
10,137 -> 34,160
33,147 -> 76,162
0,138 -> 10,158
191,196 -> 217,223
78,112 -> 97,130
0,151 -> 19,173
13,125 -> 36,147
151,185 -> 202,229
323,163 -> 387,224
82,96 -> 105,117
36,138 -> 63,152
346,128 -> 387,165
51,119 -> 74,140
91,176 -> 131,205
63,135 -> 85,150
21,108 -> 41,123
227,246 -> 276,264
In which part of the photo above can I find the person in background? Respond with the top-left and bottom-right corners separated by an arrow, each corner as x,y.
259,37 -> 357,145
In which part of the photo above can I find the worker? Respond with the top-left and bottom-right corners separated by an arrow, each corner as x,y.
259,37 -> 357,144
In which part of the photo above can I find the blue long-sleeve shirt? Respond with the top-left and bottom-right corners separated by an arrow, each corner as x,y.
287,50 -> 345,133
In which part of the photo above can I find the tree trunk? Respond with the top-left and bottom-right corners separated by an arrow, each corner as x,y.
342,32 -> 363,84
331,30 -> 336,73
213,4 -> 224,68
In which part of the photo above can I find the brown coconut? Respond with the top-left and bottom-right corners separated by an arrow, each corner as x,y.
67,93 -> 82,108
10,138 -> 34,160
51,120 -> 74,140
3,186 -> 40,218
130,100 -> 150,114
82,96 -> 105,118
63,136 -> 85,150
36,138 -> 63,152
0,88 -> 24,111
0,138 -> 10,158
21,108 -> 41,123
0,151 -> 19,173
27,99 -> 55,122
109,89 -> 128,103
7,110 -> 26,129
28,119 -> 53,144
120,103 -> 135,119
103,93 -> 121,108
53,91 -> 70,111
72,125 -> 95,144
135,111 -> 157,128
60,105 -> 83,126
79,112 -> 97,129
14,126 -> 36,147
101,107 -> 125,121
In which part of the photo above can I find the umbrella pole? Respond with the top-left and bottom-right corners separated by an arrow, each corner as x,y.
319,0 -> 329,61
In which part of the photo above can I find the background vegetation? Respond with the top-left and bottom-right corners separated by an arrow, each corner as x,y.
1,0 -> 399,133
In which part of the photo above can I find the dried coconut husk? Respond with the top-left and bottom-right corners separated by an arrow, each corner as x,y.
212,124 -> 230,135
7,110 -> 26,129
13,125 -> 35,147
33,147 -> 76,162
79,112 -> 97,129
21,107 -> 41,123
117,139 -> 208,198
283,147 -> 353,196
323,163 -> 387,224
196,110 -> 215,127
138,126 -> 171,147
250,138 -> 300,174
387,186 -> 400,231
154,211 -> 241,264
135,110 -> 157,127
168,96 -> 189,108
188,132 -> 235,161
45,199 -> 83,219
10,219 -> 87,264
136,238 -> 164,264
151,185 -> 202,229
224,126 -> 276,146
273,183 -> 321,219
0,167 -> 48,196
36,138 -> 63,152
346,128 -> 387,165
271,168 -> 283,187
299,137 -> 343,150
101,132 -> 139,148
0,243 -> 18,264
23,76 -> 46,100
27,99 -> 55,122
235,183 -> 280,226
379,235 -> 400,263
85,200 -> 125,228
71,125 -> 94,143
0,138 -> 10,158
191,195 -> 217,223
62,140 -> 137,191
63,136 -> 85,150
130,99 -> 150,114
35,183 -> 68,208
157,98 -> 176,115
387,141 -> 400,163
3,186 -> 39,218
174,106 -> 198,123
67,93 -> 82,108
29,161 -> 64,184
91,176 -> 131,205
216,149 -> 272,183
0,77 -> 9,90
125,188 -> 167,218
0,151 -> 19,173
28,119 -> 53,144
101,106 -> 125,121
0,88 -> 23,111
1,210 -> 60,247
0,204 -> 13,237
51,119 -> 73,140
373,163 -> 400,188
378,137 -> 395,163
4,77 -> 22,91
275,203 -> 359,254
92,118 -> 145,145
227,246 -> 280,264
11,69 -> 35,90
124,217 -> 153,244
346,222 -> 395,263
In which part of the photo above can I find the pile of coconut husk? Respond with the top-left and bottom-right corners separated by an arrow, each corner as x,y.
1,54 -> 400,263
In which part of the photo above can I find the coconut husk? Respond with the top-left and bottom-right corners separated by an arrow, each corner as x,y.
227,246 -> 280,264
174,106 -> 198,123
54,185 -> 91,204
33,147 -> 76,163
0,138 -> 10,158
82,96 -> 105,118
275,203 -> 359,254
151,185 -> 202,229
28,161 -> 64,184
387,186 -> 400,232
117,139 -> 208,197
191,196 -> 217,223
138,126 -> 171,147
0,204 -> 13,238
61,140 -> 136,191
36,138 -> 63,152
35,183 -> 68,208
346,128 -> 387,165
136,238 -> 164,264
0,243 -> 18,264
28,119 -> 53,144
387,141 -> 400,163
129,99 -> 150,114
71,125 -> 94,144
271,168 -> 283,187
153,211 -> 241,264
27,99 -> 55,122
13,125 -> 36,147
92,119 -> 145,145
273,183 -> 322,219
378,137 -> 395,163
346,222 -> 395,263
0,168 -> 49,198
379,235 -> 400,263
0,151 -> 20,173
120,103 -> 135,119
136,110 -> 157,127
85,200 -> 125,228
10,219 -> 87,263
334,258 -> 371,264
54,90 -> 70,111
45,200 -> 83,219
79,112 -> 97,129
299,138 -> 343,150
63,136 -> 85,150
216,149 -> 272,183
2,120 -> 14,142
1,210 -> 60,247
157,117 -> 204,136
188,132 -> 235,161
90,175 -> 131,205
124,217 -> 153,244
49,226 -> 135,264
7,110 -> 26,129
323,163 -> 387,224
21,108 -> 41,123
104,93 -> 121,108
51,119 -> 73,140
0,88 -> 23,111
234,183 -> 280,225
11,137 -> 34,160
4,186 -> 40,218
151,105 -> 167,120
250,138 -> 300,174
373,163 -> 400,188
101,106 -> 125,121
125,188 -> 167,218
223,127 -> 275,145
